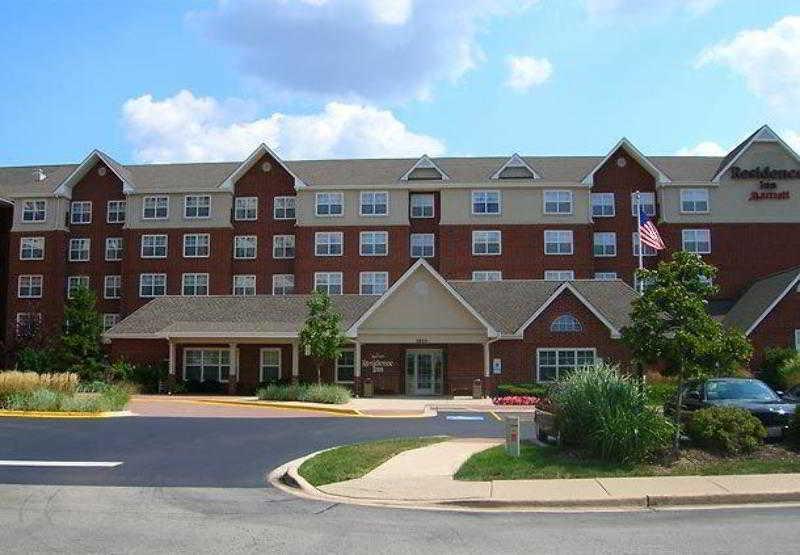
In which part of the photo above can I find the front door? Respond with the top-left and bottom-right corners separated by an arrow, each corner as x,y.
406,349 -> 443,395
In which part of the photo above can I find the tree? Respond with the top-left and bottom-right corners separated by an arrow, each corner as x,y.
59,286 -> 105,380
621,251 -> 752,455
298,290 -> 346,385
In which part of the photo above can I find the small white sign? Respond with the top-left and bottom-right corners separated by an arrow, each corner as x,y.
492,358 -> 502,374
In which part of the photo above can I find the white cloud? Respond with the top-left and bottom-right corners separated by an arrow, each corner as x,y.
122,90 -> 445,163
782,129 -> 800,153
696,16 -> 800,111
189,0 -> 533,101
505,56 -> 553,92
585,0 -> 722,20
675,141 -> 727,156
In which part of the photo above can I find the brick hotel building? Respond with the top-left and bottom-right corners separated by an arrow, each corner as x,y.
2,125 -> 800,395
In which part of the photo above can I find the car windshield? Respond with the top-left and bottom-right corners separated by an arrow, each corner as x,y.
705,380 -> 778,401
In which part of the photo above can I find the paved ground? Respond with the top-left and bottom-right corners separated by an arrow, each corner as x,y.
129,396 -> 332,418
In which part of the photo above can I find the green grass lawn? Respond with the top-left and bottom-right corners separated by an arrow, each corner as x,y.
455,442 -> 800,481
298,436 -> 447,487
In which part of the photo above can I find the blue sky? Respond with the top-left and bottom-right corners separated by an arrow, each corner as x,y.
1,0 -> 799,166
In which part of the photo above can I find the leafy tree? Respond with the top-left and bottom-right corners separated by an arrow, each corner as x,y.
298,290 -> 346,385
59,286 -> 105,380
621,251 -> 752,454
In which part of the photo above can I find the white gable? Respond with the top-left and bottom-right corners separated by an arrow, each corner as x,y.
491,153 -> 539,179
399,155 -> 450,181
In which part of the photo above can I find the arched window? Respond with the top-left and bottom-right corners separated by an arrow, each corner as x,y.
551,314 -> 582,332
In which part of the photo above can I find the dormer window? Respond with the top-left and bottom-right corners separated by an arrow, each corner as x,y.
400,155 -> 449,181
491,154 -> 539,179
551,314 -> 582,332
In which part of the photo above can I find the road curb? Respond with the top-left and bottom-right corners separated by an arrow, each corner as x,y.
0,409 -> 134,419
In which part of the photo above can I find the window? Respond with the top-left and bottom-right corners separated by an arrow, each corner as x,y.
183,234 -> 210,258
796,329 -> 800,351
20,237 -> 44,260
544,270 -> 575,281
102,313 -> 120,332
16,313 -> 42,338
360,272 -> 388,295
360,231 -> 388,256
260,349 -> 282,382
184,195 -> 210,219
315,192 -> 344,216
472,271 -> 502,282
472,230 -> 501,255
22,200 -> 46,222
335,350 -> 355,383
107,200 -> 126,223
360,191 -> 389,216
682,229 -> 711,254
632,232 -> 657,257
593,232 -> 617,257
551,314 -> 582,332
680,189 -> 709,213
410,193 -> 434,218
591,193 -> 615,217
67,276 -> 89,298
105,237 -> 123,261
182,273 -> 209,296
272,235 -> 295,259
272,274 -> 295,295
315,232 -> 343,256
594,272 -> 618,281
543,190 -> 573,214
234,197 -> 258,221
70,201 -> 92,224
471,190 -> 501,215
233,275 -> 256,296
141,234 -> 168,258
18,275 -> 43,298
143,196 -> 169,219
544,230 -> 573,255
183,349 -> 230,383
410,234 -> 435,258
104,275 -> 121,299
315,272 -> 342,295
234,235 -> 257,259
537,349 -> 595,382
139,273 -> 167,297
274,196 -> 296,220
69,238 -> 90,261
631,192 -> 656,216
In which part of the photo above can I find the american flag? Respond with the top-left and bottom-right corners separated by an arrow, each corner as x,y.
638,207 -> 665,251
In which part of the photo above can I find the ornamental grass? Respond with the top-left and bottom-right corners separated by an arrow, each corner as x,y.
0,371 -> 79,397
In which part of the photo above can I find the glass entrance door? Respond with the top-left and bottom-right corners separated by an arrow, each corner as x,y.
405,350 -> 443,395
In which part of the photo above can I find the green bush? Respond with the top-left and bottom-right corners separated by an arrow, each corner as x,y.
760,347 -> 797,389
551,363 -> 674,464
495,383 -> 551,398
645,380 -> 677,406
256,383 -> 351,405
686,406 -> 767,455
1,384 -> 131,412
776,356 -> 800,391
787,411 -> 800,450
15,347 -> 59,373
305,384 -> 351,404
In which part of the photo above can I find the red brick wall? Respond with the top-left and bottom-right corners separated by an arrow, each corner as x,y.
748,288 -> 800,370
409,191 -> 441,271
0,202 -> 14,348
109,338 -> 169,366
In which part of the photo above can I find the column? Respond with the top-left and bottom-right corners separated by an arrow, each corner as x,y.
291,340 -> 300,384
353,341 -> 362,396
167,340 -> 177,391
483,341 -> 491,378
228,342 -> 238,395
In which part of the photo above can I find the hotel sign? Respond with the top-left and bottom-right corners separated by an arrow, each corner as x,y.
731,166 -> 794,201
362,353 -> 395,373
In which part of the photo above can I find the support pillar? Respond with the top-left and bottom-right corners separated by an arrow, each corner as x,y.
483,341 -> 491,398
353,341 -> 362,396
228,343 -> 238,395
167,340 -> 177,392
291,340 -> 300,384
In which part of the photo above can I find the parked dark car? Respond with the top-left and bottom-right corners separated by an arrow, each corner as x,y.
665,378 -> 796,438
784,384 -> 800,403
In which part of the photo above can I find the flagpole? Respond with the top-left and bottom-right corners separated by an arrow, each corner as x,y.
635,190 -> 644,294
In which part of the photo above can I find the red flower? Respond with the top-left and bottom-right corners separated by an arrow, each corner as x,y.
491,395 -> 541,406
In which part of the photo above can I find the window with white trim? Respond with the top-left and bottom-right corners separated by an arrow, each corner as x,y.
273,235 -> 295,259
315,272 -> 342,295
18,275 -> 43,298
22,200 -> 46,222
795,329 -> 800,351
315,192 -> 344,216
139,273 -> 167,297
105,237 -> 123,261
234,197 -> 258,221
70,201 -> 92,224
472,271 -> 502,282
69,238 -> 90,262
182,273 -> 209,296
233,275 -> 256,296
543,190 -> 573,215
184,195 -> 210,219
67,276 -> 89,298
682,229 -> 711,254
594,272 -> 618,281
234,235 -> 257,259
274,196 -> 296,220
142,196 -> 169,219
680,189 -> 709,213
141,234 -> 167,258
107,200 -> 126,223
315,232 -> 343,256
592,232 -> 617,257
544,230 -> 573,255
472,230 -> 501,255
360,231 -> 388,256
20,237 -> 44,260
360,272 -> 388,295
102,313 -> 120,332
632,232 -> 657,257
537,349 -> 595,382
183,234 -> 210,258
410,233 -> 434,258
184,349 -> 230,383
471,190 -> 501,215
260,349 -> 282,382
550,314 -> 582,332
16,312 -> 42,338
591,193 -> 615,218
410,193 -> 434,218
335,350 -> 355,383
360,191 -> 388,216
104,275 -> 121,299
272,274 -> 295,295
631,192 -> 656,216
544,270 -> 575,281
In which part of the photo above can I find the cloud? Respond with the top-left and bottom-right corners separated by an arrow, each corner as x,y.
189,0 -> 533,101
122,90 -> 445,163
585,0 -> 722,20
782,130 -> 800,153
675,141 -> 727,156
505,56 -> 553,92
696,16 -> 800,111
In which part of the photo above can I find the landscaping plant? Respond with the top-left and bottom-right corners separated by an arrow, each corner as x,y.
256,383 -> 351,404
495,383 -> 551,398
298,290 -> 346,385
686,406 -> 766,455
492,395 -> 541,406
59,286 -> 106,381
0,371 -> 78,396
760,347 -> 797,390
788,411 -> 800,450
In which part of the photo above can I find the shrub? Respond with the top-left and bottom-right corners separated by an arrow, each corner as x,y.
184,379 -> 226,394
2,384 -> 130,412
776,355 -> 800,391
686,406 -> 767,455
495,383 -> 551,398
0,371 -> 78,397
15,347 -> 59,373
787,411 -> 800,450
492,395 -> 541,406
256,383 -> 351,404
760,347 -> 797,389
645,380 -> 677,406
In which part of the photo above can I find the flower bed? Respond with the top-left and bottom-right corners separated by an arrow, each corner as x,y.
256,383 -> 351,404
492,395 -> 541,406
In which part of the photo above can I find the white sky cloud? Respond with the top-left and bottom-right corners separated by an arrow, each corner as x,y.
122,90 -> 445,163
696,16 -> 800,111
585,0 -> 722,20
675,141 -> 727,156
505,56 -> 553,92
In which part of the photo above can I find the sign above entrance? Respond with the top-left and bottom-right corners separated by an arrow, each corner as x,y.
362,353 -> 395,373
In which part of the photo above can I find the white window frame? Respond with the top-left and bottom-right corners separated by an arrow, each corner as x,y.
632,232 -> 657,257
68,238 -> 91,262
183,233 -> 210,258
184,195 -> 211,219
102,313 -> 121,332
543,190 -> 573,215
141,234 -> 168,259
631,192 -> 656,216
15,312 -> 43,337
314,272 -> 343,295
680,188 -> 710,214
315,232 -> 343,257
272,235 -> 295,259
594,272 -> 618,281
18,275 -> 43,298
592,232 -> 617,257
233,275 -> 257,296
21,200 -> 46,223
682,229 -> 711,254
360,231 -> 388,256
260,348 -> 282,382
67,276 -> 89,299
139,273 -> 167,298
536,348 -> 597,382
274,196 -> 296,220
359,191 -> 389,217
106,200 -> 127,224
590,192 -> 615,218
795,329 -> 800,351
19,237 -> 44,260
104,275 -> 122,299
471,190 -> 501,215
272,274 -> 295,295
550,314 -> 583,332
472,230 -> 502,256
410,233 -> 435,258
315,192 -> 344,217
544,270 -> 575,281
544,230 -> 573,256
182,348 -> 230,383
410,193 -> 435,219
359,272 -> 389,295
182,273 -> 210,296
234,197 -> 258,221
233,235 -> 257,259
70,201 -> 92,225
472,271 -> 502,282
105,237 -> 123,261
335,350 -> 355,384
142,195 -> 169,220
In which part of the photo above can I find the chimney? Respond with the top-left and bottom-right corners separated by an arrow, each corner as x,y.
32,168 -> 47,182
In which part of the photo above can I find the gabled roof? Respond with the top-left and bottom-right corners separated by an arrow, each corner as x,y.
581,138 -> 671,186
219,143 -> 306,191
712,125 -> 800,182
723,267 -> 800,335
490,153 -> 540,179
54,150 -> 136,197
399,154 -> 450,181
